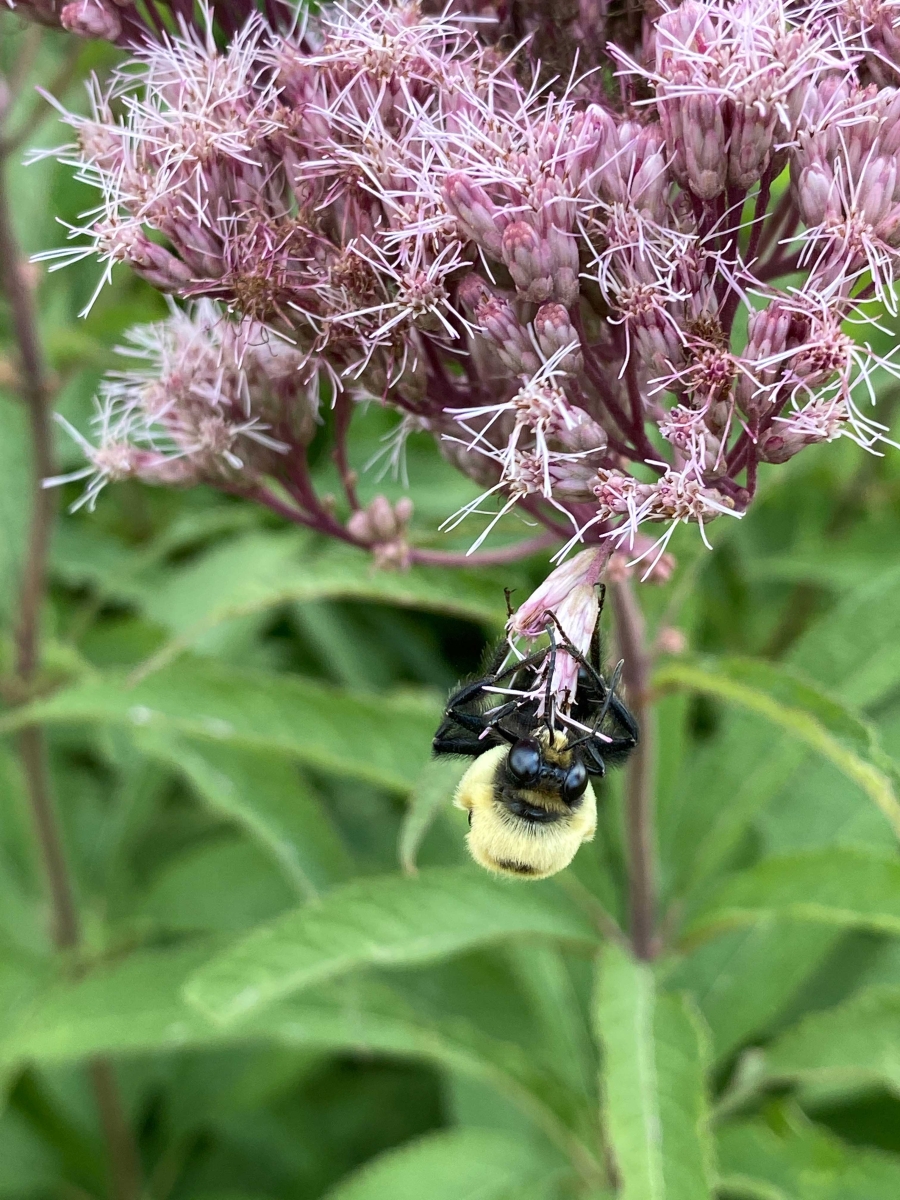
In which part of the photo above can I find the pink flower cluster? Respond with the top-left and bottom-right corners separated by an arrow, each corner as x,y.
28,0 -> 900,675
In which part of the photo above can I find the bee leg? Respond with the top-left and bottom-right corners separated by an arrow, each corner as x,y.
433,728 -> 495,757
607,692 -> 640,744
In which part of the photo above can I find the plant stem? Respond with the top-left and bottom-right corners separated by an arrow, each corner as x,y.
0,99 -> 142,1200
610,579 -> 657,961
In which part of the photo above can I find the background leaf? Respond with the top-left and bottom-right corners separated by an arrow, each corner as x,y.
593,942 -> 716,1200
184,867 -> 597,1022
717,1109 -> 900,1199
1,657 -> 438,791
765,985 -> 900,1095
319,1128 -> 560,1200
654,657 -> 900,841
135,731 -> 353,897
686,848 -> 900,942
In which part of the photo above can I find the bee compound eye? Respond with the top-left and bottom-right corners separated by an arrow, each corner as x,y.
507,738 -> 542,784
563,760 -> 588,803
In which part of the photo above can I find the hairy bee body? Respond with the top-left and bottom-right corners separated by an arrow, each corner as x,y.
453,739 -> 597,879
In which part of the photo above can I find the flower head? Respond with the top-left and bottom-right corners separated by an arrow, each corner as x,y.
32,0 -> 900,714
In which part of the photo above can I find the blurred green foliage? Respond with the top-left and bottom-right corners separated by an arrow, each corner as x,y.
5,16 -> 900,1200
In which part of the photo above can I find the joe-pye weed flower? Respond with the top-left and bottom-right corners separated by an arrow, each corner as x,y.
21,0 -> 900,704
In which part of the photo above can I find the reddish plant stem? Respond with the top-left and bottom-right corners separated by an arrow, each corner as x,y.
622,353 -> 664,467
409,531 -> 559,566
755,187 -> 795,259
744,170 -> 773,266
756,250 -> 803,282
0,109 -> 141,1200
719,172 -> 773,339
246,481 -> 560,565
610,579 -> 657,961
332,391 -> 361,512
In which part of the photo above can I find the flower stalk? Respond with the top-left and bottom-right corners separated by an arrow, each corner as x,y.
610,579 -> 658,961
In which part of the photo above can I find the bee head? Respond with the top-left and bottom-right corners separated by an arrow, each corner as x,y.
453,738 -> 597,880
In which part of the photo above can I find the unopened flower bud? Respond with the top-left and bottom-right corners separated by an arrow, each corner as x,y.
502,221 -> 553,304
477,294 -> 541,376
443,172 -> 506,259
552,406 -> 608,455
457,273 -> 492,315
546,227 -> 580,306
656,626 -> 687,655
347,509 -> 373,543
369,494 -> 399,541
794,161 -> 838,227
349,495 -> 413,547
127,233 -> 194,292
534,304 -> 583,372
759,400 -> 846,462
61,0 -> 121,38
683,94 -> 727,200
729,105 -> 777,191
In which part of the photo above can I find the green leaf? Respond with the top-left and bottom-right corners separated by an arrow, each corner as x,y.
717,1111 -> 900,1199
789,564 -> 900,708
593,942 -> 716,1200
184,866 -> 597,1023
0,1111 -> 60,1197
0,945 -> 595,1173
135,731 -> 353,898
686,848 -> 900,942
0,656 -> 438,792
653,656 -> 900,842
133,531 -> 517,676
766,984 -> 900,1095
135,838 -> 297,934
0,943 -> 226,1069
660,920 -> 839,1063
321,1128 -> 559,1200
659,712 -> 809,903
399,756 -> 468,875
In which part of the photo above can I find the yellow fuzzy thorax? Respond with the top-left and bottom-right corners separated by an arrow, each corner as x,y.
453,741 -> 597,880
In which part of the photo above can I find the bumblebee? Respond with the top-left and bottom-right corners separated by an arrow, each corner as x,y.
433,596 -> 638,880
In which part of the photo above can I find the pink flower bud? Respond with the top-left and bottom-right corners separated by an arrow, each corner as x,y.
683,94 -> 727,200
534,303 -> 583,372
395,496 -> 414,525
369,494 -> 399,541
729,104 -> 778,191
129,235 -> 194,292
456,274 -> 492,314
759,400 -> 846,463
60,0 -> 121,39
656,626 -> 687,655
477,294 -> 541,376
501,221 -> 554,304
861,155 -> 898,228
443,172 -> 506,259
347,509 -> 374,543
546,226 -> 580,306
794,161 -> 838,227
